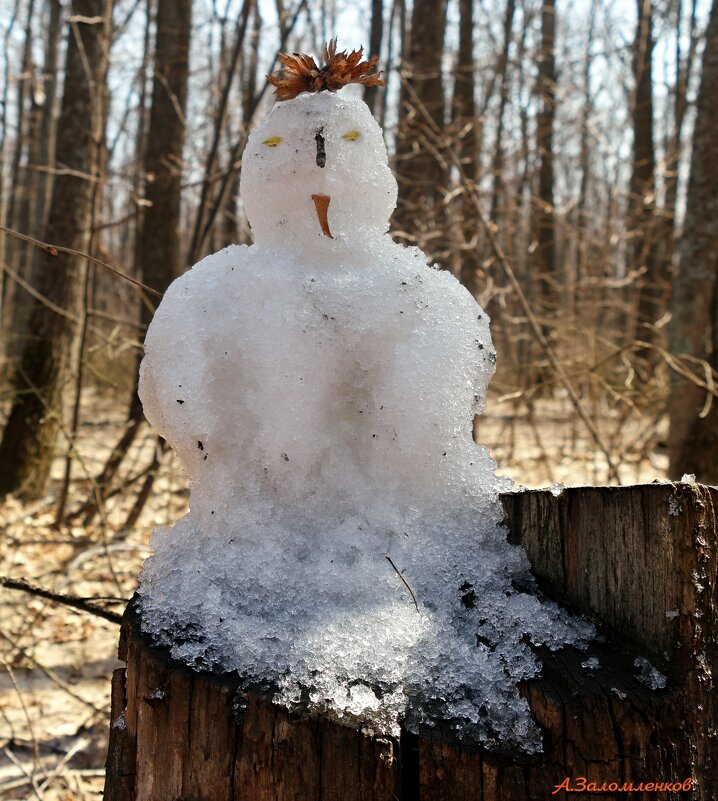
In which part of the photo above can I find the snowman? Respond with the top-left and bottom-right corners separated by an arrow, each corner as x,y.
137,42 -> 592,750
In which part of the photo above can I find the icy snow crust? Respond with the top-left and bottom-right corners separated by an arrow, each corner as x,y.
138,92 -> 593,752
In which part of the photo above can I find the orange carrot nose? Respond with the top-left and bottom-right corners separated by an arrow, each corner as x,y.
311,194 -> 334,239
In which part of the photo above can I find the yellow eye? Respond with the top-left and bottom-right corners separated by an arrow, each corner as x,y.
262,136 -> 283,147
341,130 -> 361,141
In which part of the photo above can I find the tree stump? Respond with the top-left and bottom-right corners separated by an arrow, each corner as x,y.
103,483 -> 717,800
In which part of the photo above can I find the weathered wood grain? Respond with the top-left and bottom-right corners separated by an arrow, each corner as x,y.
103,484 -> 717,800
503,482 -> 718,665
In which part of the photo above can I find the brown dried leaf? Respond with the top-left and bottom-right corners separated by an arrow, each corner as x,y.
267,38 -> 385,101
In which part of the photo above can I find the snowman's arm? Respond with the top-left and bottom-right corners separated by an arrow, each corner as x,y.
138,275 -> 198,441
424,267 -> 496,415
138,246 -> 246,442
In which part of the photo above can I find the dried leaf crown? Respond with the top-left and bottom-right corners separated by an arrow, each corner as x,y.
267,39 -> 385,102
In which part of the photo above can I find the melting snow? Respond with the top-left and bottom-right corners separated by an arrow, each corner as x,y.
137,91 -> 594,752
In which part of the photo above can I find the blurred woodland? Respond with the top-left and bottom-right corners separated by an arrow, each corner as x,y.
1,0 -> 718,796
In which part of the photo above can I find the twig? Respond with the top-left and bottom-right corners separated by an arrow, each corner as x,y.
1,260 -> 79,321
2,746 -> 44,801
385,556 -> 420,612
0,630 -> 106,713
0,223 -> 161,297
38,736 -> 91,794
0,767 -> 106,794
71,417 -> 144,525
122,436 -> 167,529
55,99 -> 106,525
0,577 -> 123,624
0,656 -> 41,774
10,359 -> 127,595
1,260 -> 143,350
191,0 -> 308,260
187,0 -> 254,262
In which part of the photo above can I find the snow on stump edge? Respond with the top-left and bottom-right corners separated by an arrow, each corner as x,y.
103,482 -> 717,801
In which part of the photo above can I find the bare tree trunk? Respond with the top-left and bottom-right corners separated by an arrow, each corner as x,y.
79,0 -> 192,527
393,0 -> 449,264
5,0 -> 37,249
364,0 -> 384,117
532,0 -> 557,329
221,0 -> 261,248
630,0 -> 661,344
128,0 -> 193,421
661,0 -> 698,273
129,0 -> 154,298
0,0 -> 22,280
535,0 -> 558,316
668,0 -> 718,482
379,0 -> 400,130
31,0 -> 62,242
453,0 -> 480,297
0,0 -> 114,499
573,0 -> 598,398
1,0 -> 37,355
507,0 -> 534,391
576,0 -> 596,282
2,0 -> 63,362
489,0 -> 516,224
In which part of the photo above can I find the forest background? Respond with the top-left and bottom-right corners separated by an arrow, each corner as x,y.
1,0 -> 717,797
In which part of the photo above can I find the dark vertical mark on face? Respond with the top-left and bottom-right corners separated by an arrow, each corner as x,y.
315,127 -> 326,168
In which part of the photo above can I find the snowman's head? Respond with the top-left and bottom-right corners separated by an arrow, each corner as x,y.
240,91 -> 398,253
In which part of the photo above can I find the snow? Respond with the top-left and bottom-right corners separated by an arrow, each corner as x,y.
136,90 -> 594,752
634,657 -> 668,690
668,496 -> 683,516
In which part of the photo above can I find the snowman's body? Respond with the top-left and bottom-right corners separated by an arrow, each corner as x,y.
138,91 -> 591,750
140,242 -> 498,522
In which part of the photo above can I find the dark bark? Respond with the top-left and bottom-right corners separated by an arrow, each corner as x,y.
31,0 -> 62,243
138,0 -> 192,299
83,0 -> 192,524
630,0 -> 663,342
0,1 -> 114,499
0,0 -> 22,278
488,0 -> 516,224
532,0 -> 557,324
0,0 -> 37,359
663,0 -> 698,261
5,0 -> 37,245
364,0 -> 384,117
127,0 -> 192,423
104,484 -> 718,800
221,0 -> 261,248
393,0 -> 449,264
453,0 -> 480,298
575,0 -> 596,282
668,0 -> 718,482
2,0 -> 63,362
129,0 -> 154,291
